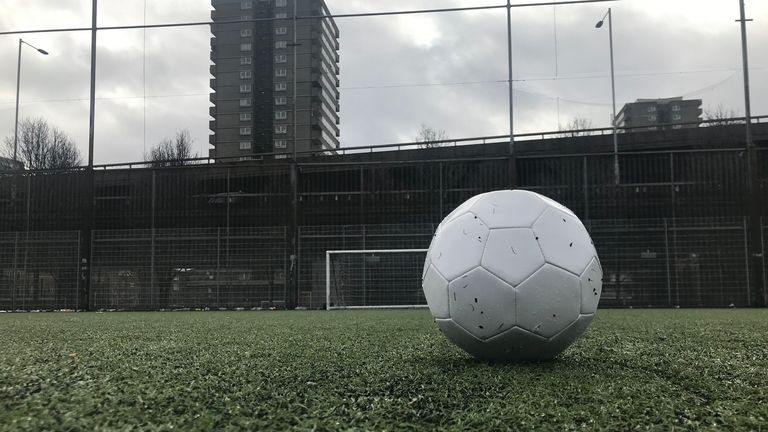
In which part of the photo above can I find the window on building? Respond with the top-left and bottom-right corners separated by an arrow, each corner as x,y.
275,41 -> 288,49
240,98 -> 252,107
240,127 -> 252,135
240,113 -> 252,121
673,114 -> 682,121
276,27 -> 288,35
275,96 -> 287,105
275,68 -> 287,77
275,125 -> 288,134
241,1 -> 253,10
648,115 -> 657,122
240,28 -> 252,37
276,0 -> 288,7
275,111 -> 288,120
239,70 -> 252,79
275,13 -> 288,19
275,139 -> 287,148
240,56 -> 252,65
240,43 -> 252,52
239,141 -> 252,150
240,15 -> 252,21
275,82 -> 287,91
672,105 -> 681,112
647,106 -> 657,113
275,54 -> 288,63
240,84 -> 252,93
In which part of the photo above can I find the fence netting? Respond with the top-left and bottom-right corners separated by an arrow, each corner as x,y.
0,218 -> 757,310
0,231 -> 81,311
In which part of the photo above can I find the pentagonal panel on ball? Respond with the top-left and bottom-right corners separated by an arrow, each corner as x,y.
469,190 -> 547,229
448,267 -> 516,340
580,258 -> 603,314
430,212 -> 490,281
516,264 -> 581,338
422,265 -> 450,319
485,326 -> 549,361
532,207 -> 596,276
482,228 -> 545,287
439,193 -> 486,231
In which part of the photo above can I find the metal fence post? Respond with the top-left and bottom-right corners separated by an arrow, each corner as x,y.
359,166 -> 364,225
664,218 -> 672,307
150,169 -> 156,309
672,217 -> 680,306
216,227 -> 221,308
325,251 -> 331,310
79,169 -> 94,311
12,232 -> 18,311
744,216 -> 752,306
670,153 -> 676,220
288,163 -> 300,309
583,156 -> 589,221
439,162 -> 444,218
76,232 -> 82,310
22,175 -> 31,311
226,168 -> 231,301
761,217 -> 767,306
286,226 -> 291,307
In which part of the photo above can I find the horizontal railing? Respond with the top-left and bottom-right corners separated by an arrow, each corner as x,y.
1,115 -> 766,175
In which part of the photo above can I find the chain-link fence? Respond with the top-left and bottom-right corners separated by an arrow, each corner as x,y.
0,231 -> 81,311
592,218 -> 751,308
91,227 -> 287,310
763,217 -> 768,307
298,224 -> 435,309
0,217 -> 761,311
0,136 -> 767,310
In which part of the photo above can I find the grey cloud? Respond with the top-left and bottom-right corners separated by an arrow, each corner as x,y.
0,0 -> 766,164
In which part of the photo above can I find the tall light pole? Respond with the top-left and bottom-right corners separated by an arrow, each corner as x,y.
506,0 -> 516,188
292,0 -> 298,160
288,0 -> 300,309
13,39 -> 49,162
596,8 -> 619,185
738,0 -> 753,152
737,0 -> 761,306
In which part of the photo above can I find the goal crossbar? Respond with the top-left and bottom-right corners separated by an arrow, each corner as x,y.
325,249 -> 429,310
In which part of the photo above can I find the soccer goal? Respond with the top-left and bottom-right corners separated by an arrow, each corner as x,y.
325,249 -> 429,310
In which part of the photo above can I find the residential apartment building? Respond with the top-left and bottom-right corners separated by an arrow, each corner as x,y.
616,97 -> 702,131
209,0 -> 340,159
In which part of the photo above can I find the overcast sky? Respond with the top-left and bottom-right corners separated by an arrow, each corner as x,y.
0,0 -> 766,164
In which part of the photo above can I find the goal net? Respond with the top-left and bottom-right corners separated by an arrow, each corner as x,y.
325,249 -> 429,310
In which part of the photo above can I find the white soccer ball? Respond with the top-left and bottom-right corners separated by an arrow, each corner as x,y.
422,190 -> 602,362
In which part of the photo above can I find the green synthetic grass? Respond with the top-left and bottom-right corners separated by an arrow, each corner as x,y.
1,310 -> 767,431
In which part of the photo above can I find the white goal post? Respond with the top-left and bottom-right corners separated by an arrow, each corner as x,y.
325,249 -> 429,310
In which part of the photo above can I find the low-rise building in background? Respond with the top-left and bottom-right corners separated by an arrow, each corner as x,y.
616,97 -> 702,131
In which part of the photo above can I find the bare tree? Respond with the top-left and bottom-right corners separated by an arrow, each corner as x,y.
2,117 -> 82,170
704,105 -> 742,126
415,123 -> 449,148
145,130 -> 198,167
558,116 -> 594,137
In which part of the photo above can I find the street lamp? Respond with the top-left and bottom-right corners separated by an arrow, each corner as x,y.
13,38 -> 49,162
596,8 -> 619,185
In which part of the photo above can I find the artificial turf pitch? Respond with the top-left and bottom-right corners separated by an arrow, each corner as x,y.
1,309 -> 766,431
